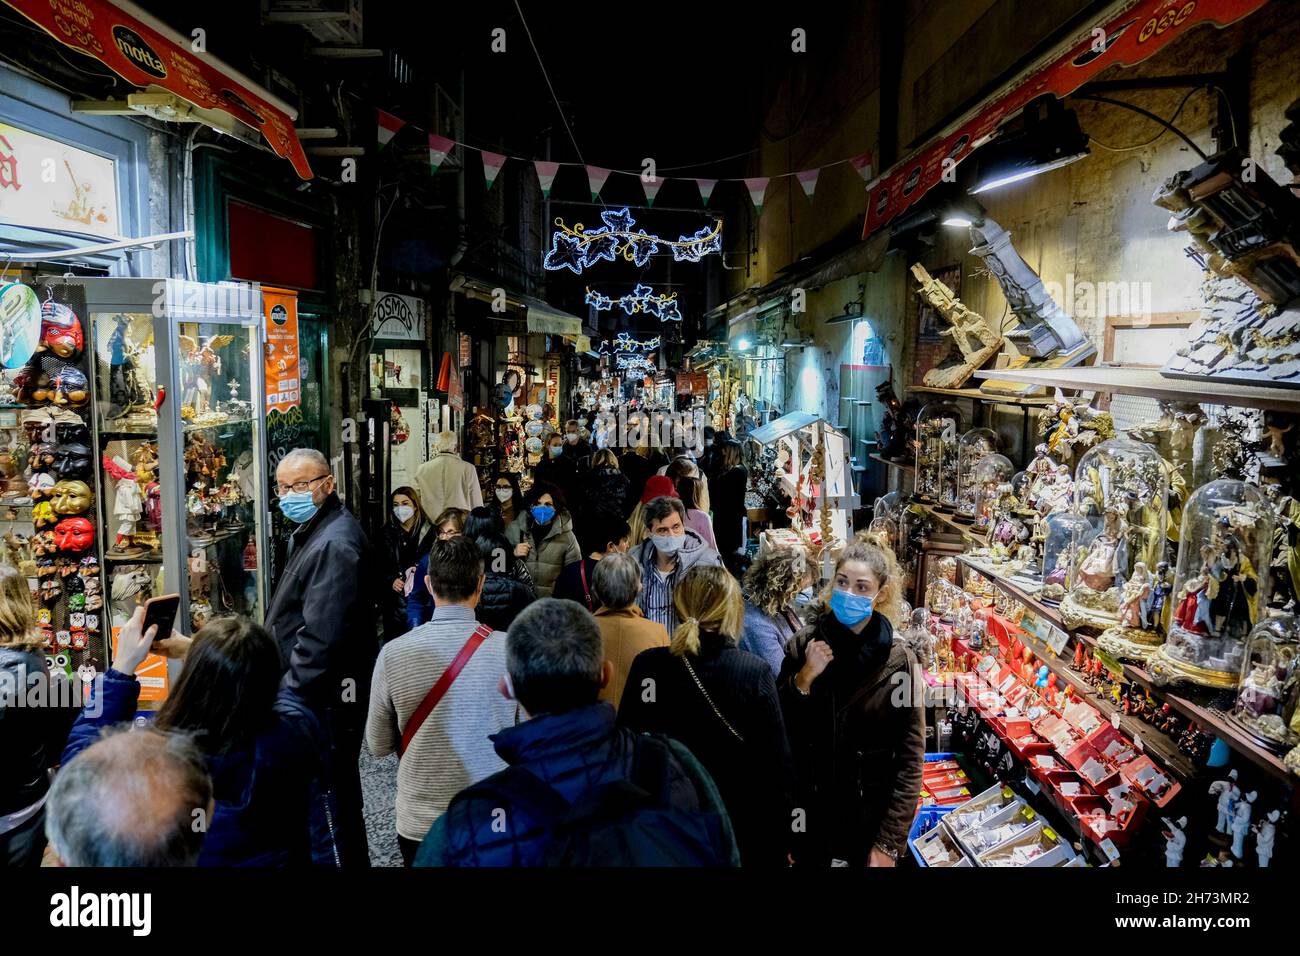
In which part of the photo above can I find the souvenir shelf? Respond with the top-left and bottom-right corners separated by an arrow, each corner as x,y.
914,402 -> 963,508
955,427 -> 999,522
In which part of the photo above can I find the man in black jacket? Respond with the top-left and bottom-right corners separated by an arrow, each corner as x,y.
265,448 -> 376,866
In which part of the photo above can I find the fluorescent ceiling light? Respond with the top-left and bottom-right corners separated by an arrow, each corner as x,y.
970,150 -> 1089,194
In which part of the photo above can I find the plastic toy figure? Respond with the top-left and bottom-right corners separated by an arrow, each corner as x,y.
1163,816 -> 1188,867
1209,770 -> 1239,833
1231,791 -> 1257,859
1255,809 -> 1280,867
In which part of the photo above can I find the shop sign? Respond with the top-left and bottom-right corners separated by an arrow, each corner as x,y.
371,292 -> 428,342
262,287 -> 300,412
863,0 -> 1270,238
3,0 -> 313,179
0,123 -> 119,238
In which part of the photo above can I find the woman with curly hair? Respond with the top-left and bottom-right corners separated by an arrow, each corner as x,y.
740,547 -> 810,677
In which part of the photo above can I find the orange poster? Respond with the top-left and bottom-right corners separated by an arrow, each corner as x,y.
111,626 -> 169,702
263,287 -> 301,413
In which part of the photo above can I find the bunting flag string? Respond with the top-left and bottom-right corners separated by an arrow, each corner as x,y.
371,104 -> 874,217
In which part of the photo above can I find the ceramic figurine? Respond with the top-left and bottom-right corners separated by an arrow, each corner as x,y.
1209,770 -> 1239,834
1255,809 -> 1280,867
1231,791 -> 1257,859
1163,816 -> 1188,867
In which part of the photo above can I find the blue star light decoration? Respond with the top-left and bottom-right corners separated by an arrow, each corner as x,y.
543,207 -> 722,275
586,284 -> 682,322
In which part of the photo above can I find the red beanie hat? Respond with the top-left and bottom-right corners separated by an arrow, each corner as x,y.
641,475 -> 678,505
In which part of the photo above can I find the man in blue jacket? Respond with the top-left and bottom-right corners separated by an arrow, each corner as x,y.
416,599 -> 739,866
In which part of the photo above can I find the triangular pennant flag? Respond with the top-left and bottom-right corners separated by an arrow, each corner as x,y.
694,178 -> 717,206
428,133 -> 455,174
744,177 -> 770,216
642,175 -> 664,206
586,165 -> 611,201
849,151 -> 874,183
534,160 -> 560,199
482,151 -> 507,189
795,168 -> 820,201
376,109 -> 404,148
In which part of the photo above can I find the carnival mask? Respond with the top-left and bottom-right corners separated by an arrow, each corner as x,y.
55,421 -> 91,446
48,367 -> 89,407
53,517 -> 94,552
53,442 -> 93,480
32,530 -> 57,556
27,444 -> 56,473
31,501 -> 57,528
51,480 -> 92,515
38,577 -> 61,603
79,555 -> 100,577
35,557 -> 57,578
39,302 -> 84,359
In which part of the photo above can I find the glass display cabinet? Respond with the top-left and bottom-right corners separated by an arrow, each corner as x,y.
1060,437 -> 1168,640
970,452 -> 1014,534
1229,612 -> 1300,751
914,402 -> 963,509
1149,479 -> 1275,689
1037,511 -> 1097,606
955,427 -> 998,522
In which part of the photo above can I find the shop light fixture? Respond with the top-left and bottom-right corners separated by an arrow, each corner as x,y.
736,337 -> 752,350
941,197 -> 987,228
968,100 -> 1090,195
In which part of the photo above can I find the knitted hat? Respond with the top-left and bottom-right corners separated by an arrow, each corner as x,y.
641,475 -> 678,504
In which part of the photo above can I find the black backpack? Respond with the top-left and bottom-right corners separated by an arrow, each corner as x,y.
463,733 -> 735,867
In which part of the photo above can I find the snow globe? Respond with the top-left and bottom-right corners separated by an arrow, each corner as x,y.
1037,511 -> 1097,606
970,453 -> 1014,534
1059,437 -> 1168,636
1229,613 -> 1300,751
955,427 -> 999,522
914,402 -> 963,509
1149,479 -> 1275,689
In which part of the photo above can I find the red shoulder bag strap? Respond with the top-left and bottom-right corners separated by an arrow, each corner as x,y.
579,559 -> 592,611
399,623 -> 493,757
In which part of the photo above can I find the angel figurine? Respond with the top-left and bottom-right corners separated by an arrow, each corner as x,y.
180,334 -> 235,415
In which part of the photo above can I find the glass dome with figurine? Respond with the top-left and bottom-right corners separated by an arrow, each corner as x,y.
914,402 -> 963,509
866,515 -> 899,554
873,490 -> 902,523
1228,612 -> 1300,751
955,428 -> 999,522
970,453 -> 1014,535
1149,479 -> 1275,689
1036,511 -> 1096,606
1060,437 -> 1168,638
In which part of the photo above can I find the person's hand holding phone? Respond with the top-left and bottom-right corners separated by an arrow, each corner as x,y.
151,633 -> 192,659
111,605 -> 158,677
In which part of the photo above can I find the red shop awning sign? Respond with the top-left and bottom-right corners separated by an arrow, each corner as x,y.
3,0 -> 314,180
862,0 -> 1270,239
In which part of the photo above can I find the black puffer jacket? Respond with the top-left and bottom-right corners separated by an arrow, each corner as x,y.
0,647 -> 79,816
582,467 -> 631,522
476,572 -> 535,633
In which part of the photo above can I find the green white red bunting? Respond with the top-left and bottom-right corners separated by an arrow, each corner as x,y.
377,109 -> 404,148
642,175 -> 664,206
534,160 -> 560,198
482,151 -> 506,189
849,151 -> 873,183
586,165 -> 611,201
744,177 -> 770,215
694,179 -> 717,206
428,133 -> 454,174
796,168 -> 819,201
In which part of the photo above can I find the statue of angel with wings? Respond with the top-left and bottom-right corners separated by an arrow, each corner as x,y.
179,333 -> 236,415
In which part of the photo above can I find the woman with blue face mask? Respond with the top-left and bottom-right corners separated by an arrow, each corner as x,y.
504,481 -> 580,598
776,534 -> 924,869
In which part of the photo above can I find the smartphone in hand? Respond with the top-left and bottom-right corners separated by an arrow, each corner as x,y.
141,593 -> 182,644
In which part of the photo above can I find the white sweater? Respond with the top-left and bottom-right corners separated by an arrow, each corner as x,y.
365,605 -> 517,841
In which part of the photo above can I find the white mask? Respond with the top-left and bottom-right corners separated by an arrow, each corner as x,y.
392,504 -> 415,523
495,487 -> 513,502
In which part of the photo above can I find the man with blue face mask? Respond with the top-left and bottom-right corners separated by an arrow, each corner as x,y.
632,495 -> 721,632
265,447 -> 377,867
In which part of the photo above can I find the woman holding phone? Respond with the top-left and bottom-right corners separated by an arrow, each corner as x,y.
61,607 -> 340,866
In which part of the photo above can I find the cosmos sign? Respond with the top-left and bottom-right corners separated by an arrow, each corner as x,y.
110,24 -> 166,80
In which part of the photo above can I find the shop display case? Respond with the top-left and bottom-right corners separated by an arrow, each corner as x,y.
1060,437 -> 1168,636
1229,613 -> 1300,751
914,402 -> 963,508
970,452 -> 1014,534
1149,479 -> 1275,689
955,427 -> 998,522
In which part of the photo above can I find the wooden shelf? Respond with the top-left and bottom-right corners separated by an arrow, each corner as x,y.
910,385 -> 1054,406
868,452 -> 914,472
971,365 -> 1300,414
960,555 -> 1294,783
922,503 -> 988,547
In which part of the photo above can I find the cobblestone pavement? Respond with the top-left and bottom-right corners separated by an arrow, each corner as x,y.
360,744 -> 402,867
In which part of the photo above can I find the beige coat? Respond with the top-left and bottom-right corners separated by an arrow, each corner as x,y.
414,452 -> 483,522
594,604 -> 669,708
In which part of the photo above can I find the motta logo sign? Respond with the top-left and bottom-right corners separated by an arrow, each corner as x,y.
111,24 -> 167,80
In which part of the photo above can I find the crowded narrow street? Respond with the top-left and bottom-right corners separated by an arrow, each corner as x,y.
2,0 -> 1300,935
